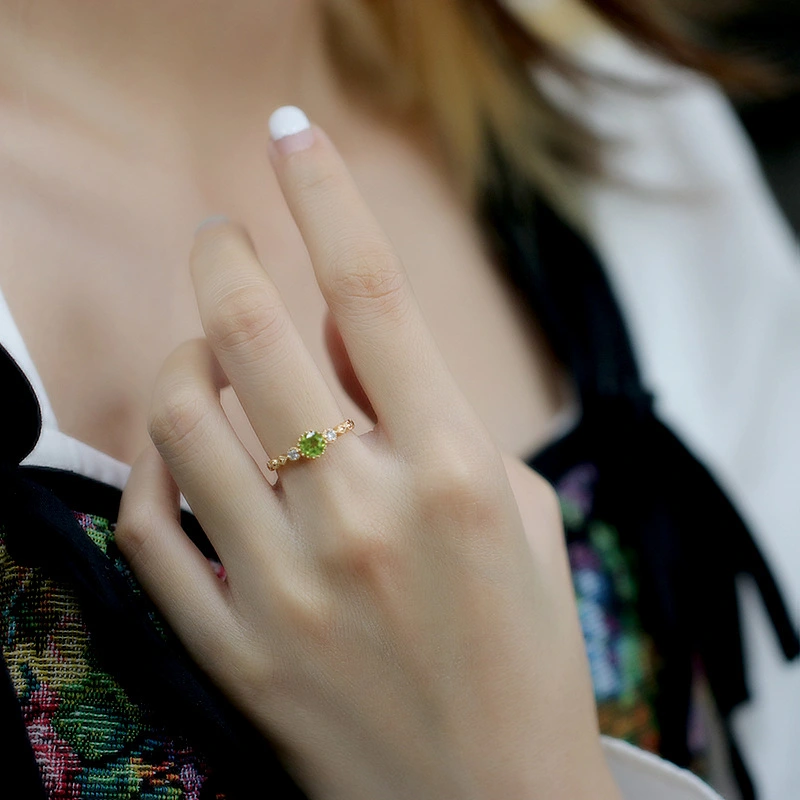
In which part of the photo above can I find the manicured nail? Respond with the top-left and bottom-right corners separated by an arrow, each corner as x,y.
195,215 -> 229,235
269,106 -> 314,155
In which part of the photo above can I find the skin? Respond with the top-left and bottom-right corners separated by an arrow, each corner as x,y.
0,1 -> 619,797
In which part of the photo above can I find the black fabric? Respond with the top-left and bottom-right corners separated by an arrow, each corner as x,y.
0,649 -> 47,800
0,347 -> 48,798
479,151 -> 799,796
0,341 -> 42,466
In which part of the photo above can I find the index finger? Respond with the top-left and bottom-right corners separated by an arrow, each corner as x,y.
267,106 -> 470,446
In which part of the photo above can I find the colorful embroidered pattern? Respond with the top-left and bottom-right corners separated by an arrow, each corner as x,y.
558,464 -> 661,753
0,512 -> 223,799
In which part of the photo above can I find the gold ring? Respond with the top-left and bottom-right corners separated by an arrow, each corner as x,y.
267,420 -> 355,471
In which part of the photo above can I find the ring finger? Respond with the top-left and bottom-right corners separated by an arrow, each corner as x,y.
190,221 -> 354,478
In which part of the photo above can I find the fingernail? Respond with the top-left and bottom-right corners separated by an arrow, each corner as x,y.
195,215 -> 229,235
269,106 -> 314,155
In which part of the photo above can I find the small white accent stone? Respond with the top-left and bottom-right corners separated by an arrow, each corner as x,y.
324,429 -> 337,442
287,448 -> 301,461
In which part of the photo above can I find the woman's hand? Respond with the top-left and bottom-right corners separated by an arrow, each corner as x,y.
116,108 -> 620,800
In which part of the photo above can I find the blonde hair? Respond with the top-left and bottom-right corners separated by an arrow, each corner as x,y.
324,0 -> 774,210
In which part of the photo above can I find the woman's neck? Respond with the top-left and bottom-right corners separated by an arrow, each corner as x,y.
0,0 -> 359,163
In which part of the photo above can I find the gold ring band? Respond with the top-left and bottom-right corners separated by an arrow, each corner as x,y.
267,420 -> 356,471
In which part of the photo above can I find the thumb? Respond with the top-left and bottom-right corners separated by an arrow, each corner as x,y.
324,311 -> 377,423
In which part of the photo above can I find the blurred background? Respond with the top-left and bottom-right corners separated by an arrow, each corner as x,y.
518,0 -> 800,233
711,0 -> 800,233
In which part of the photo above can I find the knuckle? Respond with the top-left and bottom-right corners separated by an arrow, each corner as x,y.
421,426 -> 498,485
339,529 -> 399,583
422,464 -> 492,514
294,158 -> 340,198
327,245 -> 409,320
206,284 -> 287,358
114,506 -> 159,570
321,506 -> 400,584
415,442 -> 507,528
277,584 -> 338,645
148,382 -> 209,456
226,634 -> 275,697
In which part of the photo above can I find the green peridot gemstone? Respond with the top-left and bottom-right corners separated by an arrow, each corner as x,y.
298,431 -> 327,459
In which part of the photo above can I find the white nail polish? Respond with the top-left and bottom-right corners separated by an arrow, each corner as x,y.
269,106 -> 311,141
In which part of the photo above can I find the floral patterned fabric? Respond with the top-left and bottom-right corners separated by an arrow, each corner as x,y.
557,464 -> 661,753
0,511 -> 222,800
